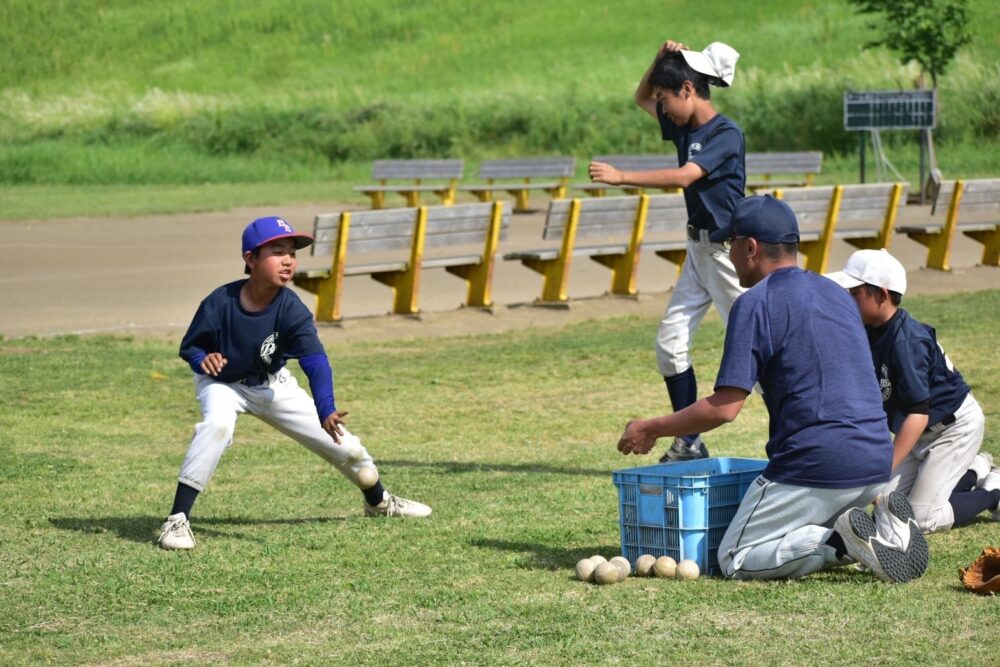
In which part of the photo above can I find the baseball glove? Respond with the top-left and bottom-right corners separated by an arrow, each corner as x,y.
959,547 -> 1000,595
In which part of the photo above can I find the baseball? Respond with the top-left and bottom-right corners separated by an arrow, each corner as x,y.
589,555 -> 608,565
675,559 -> 701,580
609,556 -> 631,581
635,554 -> 657,577
653,555 -> 677,578
575,558 -> 597,582
593,561 -> 620,585
356,466 -> 379,489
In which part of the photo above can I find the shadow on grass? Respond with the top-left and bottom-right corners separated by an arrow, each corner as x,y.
49,514 -> 348,545
377,459 -> 609,478
469,538 -> 620,571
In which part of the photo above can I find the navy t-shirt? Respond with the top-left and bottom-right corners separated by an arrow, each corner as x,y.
179,280 -> 326,384
657,105 -> 746,231
715,267 -> 892,488
867,308 -> 970,433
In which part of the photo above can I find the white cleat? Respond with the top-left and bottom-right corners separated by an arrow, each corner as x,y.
158,512 -> 196,550
981,467 -> 1000,521
834,503 -> 923,584
364,491 -> 432,518
971,453 -> 994,487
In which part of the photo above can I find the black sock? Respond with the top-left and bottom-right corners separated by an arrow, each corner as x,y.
950,469 -> 978,494
169,482 -> 200,520
664,368 -> 699,444
949,489 -> 1000,527
362,481 -> 386,507
826,531 -> 848,560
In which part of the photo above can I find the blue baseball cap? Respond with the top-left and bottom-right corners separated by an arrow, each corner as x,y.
242,216 -> 313,274
709,195 -> 800,244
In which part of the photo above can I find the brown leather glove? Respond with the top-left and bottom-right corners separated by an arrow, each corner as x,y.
959,547 -> 1000,595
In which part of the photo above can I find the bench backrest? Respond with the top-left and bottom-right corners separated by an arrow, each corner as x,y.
592,154 -> 679,171
935,178 -> 1000,219
773,186 -> 837,234
312,203 -> 509,256
835,183 -> 907,234
542,196 -> 643,241
644,193 -> 689,237
477,157 -> 575,180
746,151 -> 823,175
370,159 -> 464,181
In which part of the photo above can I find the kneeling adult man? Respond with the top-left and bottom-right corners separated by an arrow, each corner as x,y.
616,195 -> 929,582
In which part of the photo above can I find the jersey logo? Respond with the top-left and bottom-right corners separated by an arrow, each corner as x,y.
276,218 -> 292,233
260,333 -> 279,365
879,363 -> 892,402
688,142 -> 702,160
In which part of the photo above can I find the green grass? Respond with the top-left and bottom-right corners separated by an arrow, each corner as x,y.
2,291 -> 999,664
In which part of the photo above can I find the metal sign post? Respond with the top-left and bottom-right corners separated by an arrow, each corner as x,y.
844,90 -> 937,203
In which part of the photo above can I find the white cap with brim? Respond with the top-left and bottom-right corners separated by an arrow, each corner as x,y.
825,249 -> 908,295
680,42 -> 740,87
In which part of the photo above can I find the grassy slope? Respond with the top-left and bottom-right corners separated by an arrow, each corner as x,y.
1,291 -> 999,664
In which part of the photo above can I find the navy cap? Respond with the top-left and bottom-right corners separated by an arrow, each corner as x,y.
709,195 -> 800,244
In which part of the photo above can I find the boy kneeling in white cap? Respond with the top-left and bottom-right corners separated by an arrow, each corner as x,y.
827,249 -> 999,532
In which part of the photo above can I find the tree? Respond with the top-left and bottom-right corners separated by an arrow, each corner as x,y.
848,0 -> 972,88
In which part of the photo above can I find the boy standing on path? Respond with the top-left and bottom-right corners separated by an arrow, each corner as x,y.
589,40 -> 746,462
826,249 -> 1000,532
158,216 -> 431,550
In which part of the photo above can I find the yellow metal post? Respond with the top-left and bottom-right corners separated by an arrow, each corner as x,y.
604,195 -> 649,296
448,201 -> 505,307
540,198 -> 580,302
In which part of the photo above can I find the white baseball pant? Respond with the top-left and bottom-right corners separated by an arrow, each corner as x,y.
881,393 -> 985,533
718,475 -> 885,580
656,234 -> 745,377
178,367 -> 376,492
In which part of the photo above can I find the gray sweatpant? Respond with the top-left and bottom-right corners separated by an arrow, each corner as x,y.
718,475 -> 886,580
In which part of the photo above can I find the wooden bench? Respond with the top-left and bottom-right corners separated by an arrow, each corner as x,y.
746,151 -> 823,192
638,193 -> 691,276
772,182 -> 907,274
503,195 -> 650,302
897,178 -> 1000,270
293,201 -> 509,321
457,157 -> 575,213
572,154 -> 681,197
353,159 -> 464,209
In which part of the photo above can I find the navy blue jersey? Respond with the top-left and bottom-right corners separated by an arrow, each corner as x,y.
179,280 -> 325,384
715,267 -> 892,489
867,308 -> 970,433
657,106 -> 746,231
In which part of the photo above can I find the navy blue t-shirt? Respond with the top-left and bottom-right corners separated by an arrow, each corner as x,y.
867,308 -> 970,433
657,106 -> 746,231
179,280 -> 326,384
715,267 -> 892,488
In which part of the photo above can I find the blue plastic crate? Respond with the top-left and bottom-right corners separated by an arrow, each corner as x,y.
612,457 -> 767,577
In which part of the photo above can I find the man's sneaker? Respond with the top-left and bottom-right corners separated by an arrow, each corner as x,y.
981,466 -> 1000,521
658,436 -> 709,463
971,453 -> 995,488
834,507 -> 916,583
872,491 -> 929,579
364,491 -> 432,518
158,512 -> 196,550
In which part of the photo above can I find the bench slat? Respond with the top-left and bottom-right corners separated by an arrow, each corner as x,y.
475,158 -> 575,179
370,159 -> 464,180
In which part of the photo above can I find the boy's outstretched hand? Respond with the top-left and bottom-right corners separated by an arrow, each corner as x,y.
322,410 -> 350,444
200,352 -> 227,377
617,419 -> 657,456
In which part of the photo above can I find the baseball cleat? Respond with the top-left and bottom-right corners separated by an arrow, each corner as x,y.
981,467 -> 1000,521
970,453 -> 994,488
364,491 -> 432,518
658,436 -> 709,463
158,512 -> 196,550
834,507 -> 915,583
873,491 -> 929,580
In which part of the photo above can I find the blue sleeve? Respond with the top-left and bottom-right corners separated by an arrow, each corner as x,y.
892,335 -> 932,409
179,300 -> 216,374
281,293 -> 327,360
715,292 -> 770,392
299,353 -> 336,423
688,126 -> 742,178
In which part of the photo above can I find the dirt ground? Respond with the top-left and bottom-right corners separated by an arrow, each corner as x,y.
2,195 -> 998,344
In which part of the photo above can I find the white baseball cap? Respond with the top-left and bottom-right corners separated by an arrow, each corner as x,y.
680,42 -> 740,87
825,249 -> 908,295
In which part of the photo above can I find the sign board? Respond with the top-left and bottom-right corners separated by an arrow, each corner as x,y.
844,90 -> 936,131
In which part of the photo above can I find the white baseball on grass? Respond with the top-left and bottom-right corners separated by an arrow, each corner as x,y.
589,555 -> 608,565
609,556 -> 631,581
356,466 -> 379,489
593,561 -> 620,585
675,559 -> 701,580
635,554 -> 657,577
575,558 -> 597,582
653,555 -> 677,578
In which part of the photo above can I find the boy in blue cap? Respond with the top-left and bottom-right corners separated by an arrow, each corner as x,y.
158,216 -> 431,550
589,39 -> 746,463
616,195 -> 929,583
